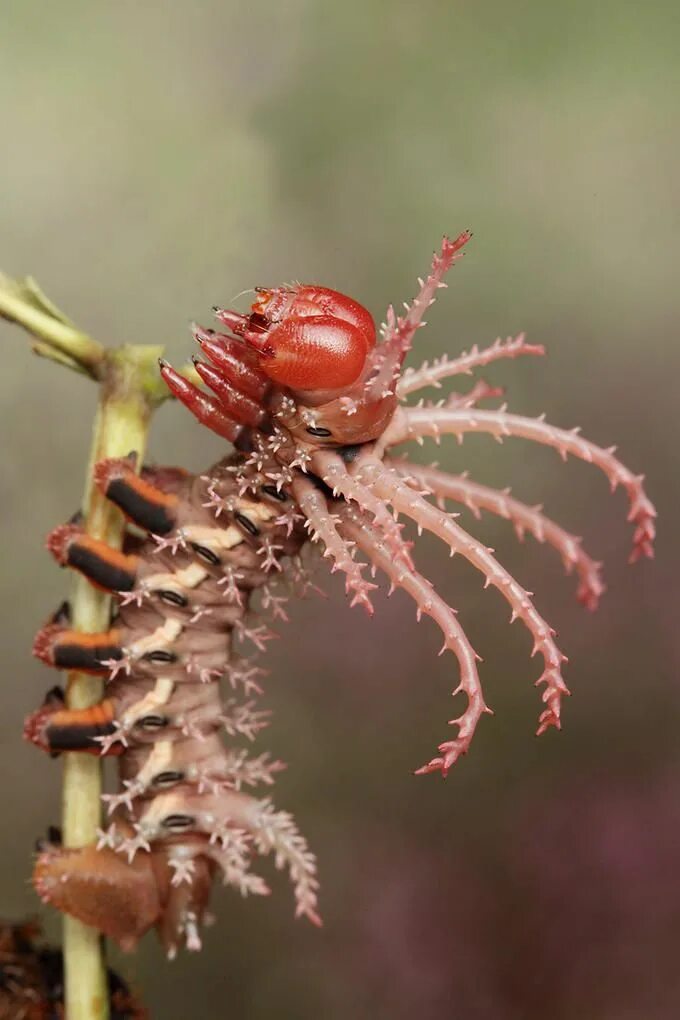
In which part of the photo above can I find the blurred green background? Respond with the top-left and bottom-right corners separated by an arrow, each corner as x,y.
1,1 -> 679,1017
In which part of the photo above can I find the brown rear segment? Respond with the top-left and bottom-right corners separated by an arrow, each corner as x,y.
46,523 -> 138,592
94,455 -> 179,535
34,839 -> 162,951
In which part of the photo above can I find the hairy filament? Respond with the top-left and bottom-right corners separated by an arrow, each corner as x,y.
364,232 -> 472,400
391,460 -> 605,609
311,449 -> 414,570
398,334 -> 545,398
355,458 -> 569,735
338,507 -> 489,776
291,476 -> 377,613
394,406 -> 656,563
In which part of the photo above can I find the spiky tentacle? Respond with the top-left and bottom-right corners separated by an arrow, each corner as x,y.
354,458 -> 569,736
338,506 -> 489,775
120,785 -> 321,926
398,333 -> 545,398
442,378 -> 505,410
310,450 -> 414,570
251,799 -> 322,926
291,475 -> 377,613
391,460 -> 605,610
388,406 -> 656,563
363,231 -> 472,401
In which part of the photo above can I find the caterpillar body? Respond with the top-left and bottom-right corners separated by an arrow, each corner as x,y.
26,232 -> 656,956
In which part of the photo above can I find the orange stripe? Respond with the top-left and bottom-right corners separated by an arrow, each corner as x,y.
49,699 -> 115,729
123,470 -> 179,510
55,628 -> 121,648
78,536 -> 139,573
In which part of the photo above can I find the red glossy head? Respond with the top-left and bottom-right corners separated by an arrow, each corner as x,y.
247,285 -> 376,391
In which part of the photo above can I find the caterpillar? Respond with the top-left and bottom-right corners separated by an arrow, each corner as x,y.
0,919 -> 145,1018
25,232 -> 656,956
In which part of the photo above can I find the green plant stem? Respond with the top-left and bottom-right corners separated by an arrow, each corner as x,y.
1,271 -> 203,1019
0,274 -> 105,376
62,345 -> 162,1020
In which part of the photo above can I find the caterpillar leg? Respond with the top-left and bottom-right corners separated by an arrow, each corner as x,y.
47,523 -> 139,592
94,454 -> 180,535
33,835 -> 162,951
32,608 -> 187,678
33,616 -> 124,674
24,688 -> 121,755
154,853 -> 215,958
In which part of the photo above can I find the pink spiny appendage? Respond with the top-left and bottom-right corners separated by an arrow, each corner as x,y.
311,450 -> 414,572
259,583 -> 290,622
391,460 -> 605,610
364,231 -> 472,402
252,799 -> 322,926
225,658 -> 268,696
257,537 -> 284,573
220,699 -> 271,741
101,780 -> 144,816
397,333 -> 545,399
356,458 -> 570,736
151,530 -> 188,555
93,722 -> 130,755
233,619 -> 276,653
217,566 -> 245,606
339,508 -> 490,776
215,749 -> 286,792
442,378 -> 505,411
292,477 -> 377,614
288,553 -> 327,601
398,406 -> 657,564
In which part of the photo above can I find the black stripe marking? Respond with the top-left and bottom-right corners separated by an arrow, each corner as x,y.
261,484 -> 288,502
153,770 -> 185,788
53,642 -> 122,672
337,443 -> 364,463
46,721 -> 115,753
67,544 -> 135,592
106,478 -> 176,535
162,814 -> 195,832
235,512 -> 260,537
136,714 -> 169,731
190,542 -> 222,566
158,589 -> 189,608
142,649 -> 178,664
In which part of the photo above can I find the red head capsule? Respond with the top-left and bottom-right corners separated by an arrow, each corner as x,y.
238,285 -> 376,391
